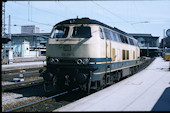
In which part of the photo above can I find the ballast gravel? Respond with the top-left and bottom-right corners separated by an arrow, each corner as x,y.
2,92 -> 45,112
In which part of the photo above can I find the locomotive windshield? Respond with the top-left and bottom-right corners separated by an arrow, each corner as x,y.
72,26 -> 91,38
53,26 -> 69,38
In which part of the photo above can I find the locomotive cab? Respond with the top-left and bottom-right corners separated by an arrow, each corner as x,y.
43,22 -> 102,92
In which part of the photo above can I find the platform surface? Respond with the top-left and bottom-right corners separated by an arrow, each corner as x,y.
54,57 -> 170,111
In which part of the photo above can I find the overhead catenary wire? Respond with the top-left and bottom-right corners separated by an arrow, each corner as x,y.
10,16 -> 54,26
91,1 -> 138,32
5,2 -> 55,29
91,1 -> 130,24
14,2 -> 68,19
4,1 -> 67,32
54,1 -> 80,18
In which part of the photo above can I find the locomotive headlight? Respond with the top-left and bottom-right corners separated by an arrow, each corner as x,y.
47,57 -> 59,64
76,59 -> 83,65
49,58 -> 55,63
82,58 -> 89,65
54,58 -> 59,64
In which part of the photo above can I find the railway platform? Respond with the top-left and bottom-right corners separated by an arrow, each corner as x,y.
54,57 -> 170,111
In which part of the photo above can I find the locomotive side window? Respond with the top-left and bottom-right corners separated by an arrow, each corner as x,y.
126,37 -> 130,45
120,35 -> 128,44
119,35 -> 124,43
110,31 -> 117,41
72,26 -> 91,38
54,27 -> 69,38
99,28 -> 104,39
124,36 -> 129,44
115,33 -> 121,42
104,28 -> 111,40
133,40 -> 137,46
129,38 -> 134,45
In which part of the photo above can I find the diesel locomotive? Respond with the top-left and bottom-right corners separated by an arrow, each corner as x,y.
41,17 -> 140,93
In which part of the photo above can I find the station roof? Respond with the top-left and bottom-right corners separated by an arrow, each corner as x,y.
129,33 -> 159,38
129,33 -> 152,37
11,33 -> 50,38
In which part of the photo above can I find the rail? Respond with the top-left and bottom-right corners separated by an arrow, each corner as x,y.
4,88 -> 79,112
2,79 -> 44,92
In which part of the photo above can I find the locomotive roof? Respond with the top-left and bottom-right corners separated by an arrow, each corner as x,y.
55,17 -> 133,38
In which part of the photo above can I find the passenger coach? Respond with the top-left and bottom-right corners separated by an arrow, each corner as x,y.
41,17 -> 140,93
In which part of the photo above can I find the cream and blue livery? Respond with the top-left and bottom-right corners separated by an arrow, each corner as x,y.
41,17 -> 140,93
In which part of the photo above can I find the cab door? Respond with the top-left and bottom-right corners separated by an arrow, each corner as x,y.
100,27 -> 111,73
106,39 -> 111,65
104,29 -> 112,78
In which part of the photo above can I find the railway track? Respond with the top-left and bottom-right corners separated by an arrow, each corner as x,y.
2,67 -> 46,74
2,67 -> 46,81
2,66 -> 45,91
2,79 -> 44,92
4,88 -> 80,112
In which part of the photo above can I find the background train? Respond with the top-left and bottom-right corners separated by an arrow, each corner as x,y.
40,17 -> 140,93
159,37 -> 170,61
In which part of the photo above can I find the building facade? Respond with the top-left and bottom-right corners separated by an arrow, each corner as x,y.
21,25 -> 40,34
129,34 -> 159,57
2,33 -> 50,57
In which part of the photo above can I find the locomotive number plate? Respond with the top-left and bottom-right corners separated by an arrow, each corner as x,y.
61,52 -> 74,56
63,45 -> 71,51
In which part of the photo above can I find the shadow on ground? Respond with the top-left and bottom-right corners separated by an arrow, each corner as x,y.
152,87 -> 170,111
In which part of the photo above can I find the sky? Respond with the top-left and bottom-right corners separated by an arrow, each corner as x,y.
4,0 -> 170,42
